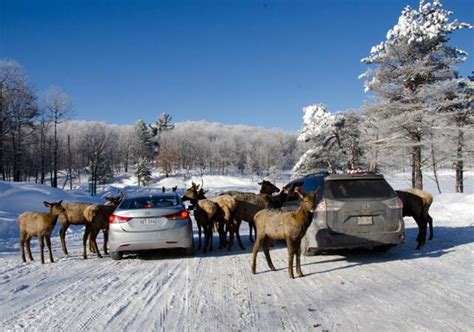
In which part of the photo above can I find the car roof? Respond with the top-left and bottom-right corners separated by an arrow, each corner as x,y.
326,173 -> 386,181
123,193 -> 179,200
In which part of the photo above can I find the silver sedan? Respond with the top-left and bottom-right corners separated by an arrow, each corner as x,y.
108,193 -> 194,260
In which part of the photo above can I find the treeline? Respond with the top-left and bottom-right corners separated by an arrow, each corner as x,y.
156,121 -> 299,177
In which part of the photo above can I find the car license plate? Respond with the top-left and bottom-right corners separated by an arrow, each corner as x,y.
358,216 -> 373,225
140,218 -> 164,226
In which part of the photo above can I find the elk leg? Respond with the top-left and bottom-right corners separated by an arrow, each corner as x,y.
197,222 -> 202,250
227,220 -> 234,251
91,229 -> 102,258
60,223 -> 69,255
287,239 -> 295,279
39,236 -> 45,264
89,233 -> 95,253
103,230 -> 109,254
203,225 -> 210,254
251,236 -> 263,274
235,219 -> 245,250
19,232 -> 26,262
83,225 -> 90,259
424,205 -> 434,240
209,222 -> 213,252
263,237 -> 275,271
26,236 -> 33,261
250,222 -> 257,243
296,243 -> 304,277
414,216 -> 427,250
218,219 -> 226,249
45,235 -> 54,263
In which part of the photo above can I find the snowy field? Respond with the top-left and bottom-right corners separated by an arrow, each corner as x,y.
0,171 -> 473,331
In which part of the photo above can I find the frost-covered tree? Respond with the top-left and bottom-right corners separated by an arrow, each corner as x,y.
135,157 -> 152,186
131,120 -> 154,162
0,60 -> 38,181
43,86 -> 71,188
293,104 -> 346,175
82,123 -> 114,196
149,112 -> 174,158
360,0 -> 471,189
429,76 -> 474,192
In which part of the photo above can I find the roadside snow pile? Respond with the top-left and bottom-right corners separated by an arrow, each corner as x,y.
431,193 -> 474,227
0,181 -> 103,243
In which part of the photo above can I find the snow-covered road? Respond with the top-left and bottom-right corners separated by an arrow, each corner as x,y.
1,220 -> 473,331
1,173 -> 473,331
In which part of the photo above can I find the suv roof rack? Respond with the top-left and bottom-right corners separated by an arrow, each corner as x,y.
302,171 -> 330,178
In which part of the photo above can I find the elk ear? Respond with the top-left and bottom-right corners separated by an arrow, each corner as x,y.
258,181 -> 263,185
58,200 -> 63,204
43,201 -> 51,208
294,188 -> 304,200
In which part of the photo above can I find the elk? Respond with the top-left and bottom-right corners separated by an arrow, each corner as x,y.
251,189 -> 319,279
182,182 -> 219,253
231,188 -> 289,248
59,193 -> 124,256
396,188 -> 434,249
221,180 -> 287,243
82,194 -> 124,259
258,180 -> 280,195
18,201 -> 67,264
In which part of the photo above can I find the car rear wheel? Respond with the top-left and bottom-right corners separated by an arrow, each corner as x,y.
111,251 -> 123,260
373,245 -> 393,253
184,246 -> 194,256
301,237 -> 315,256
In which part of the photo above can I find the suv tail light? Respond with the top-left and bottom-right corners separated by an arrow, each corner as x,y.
165,210 -> 189,220
383,197 -> 404,209
109,215 -> 131,223
316,199 -> 345,212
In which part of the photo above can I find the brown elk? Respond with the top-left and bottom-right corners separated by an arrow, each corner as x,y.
182,182 -> 219,253
59,193 -> 124,257
396,188 -> 434,249
18,201 -> 67,264
251,189 -> 319,279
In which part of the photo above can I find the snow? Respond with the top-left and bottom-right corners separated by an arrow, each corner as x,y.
0,171 -> 473,330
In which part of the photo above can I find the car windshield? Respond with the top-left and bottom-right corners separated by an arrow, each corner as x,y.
325,179 -> 395,199
120,195 -> 180,209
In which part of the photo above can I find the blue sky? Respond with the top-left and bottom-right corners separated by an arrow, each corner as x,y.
1,0 -> 473,131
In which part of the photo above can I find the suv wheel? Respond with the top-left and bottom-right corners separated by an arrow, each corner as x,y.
111,251 -> 123,260
374,245 -> 393,253
301,237 -> 315,256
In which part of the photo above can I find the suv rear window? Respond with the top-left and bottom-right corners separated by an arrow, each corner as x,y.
287,177 -> 324,202
325,179 -> 395,199
120,195 -> 180,209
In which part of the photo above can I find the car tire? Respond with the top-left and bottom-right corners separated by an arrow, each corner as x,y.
374,245 -> 393,253
301,237 -> 315,256
111,251 -> 123,260
184,246 -> 194,256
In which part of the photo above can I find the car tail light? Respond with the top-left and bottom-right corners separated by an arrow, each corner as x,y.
109,215 -> 131,223
383,197 -> 404,209
165,210 -> 189,220
317,199 -> 345,211
316,199 -> 327,211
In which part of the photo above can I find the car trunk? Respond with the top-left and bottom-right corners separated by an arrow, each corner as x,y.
325,198 -> 401,235
116,207 -> 181,233
323,179 -> 401,235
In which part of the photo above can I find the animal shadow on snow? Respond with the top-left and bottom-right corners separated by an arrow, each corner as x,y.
303,226 -> 474,274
